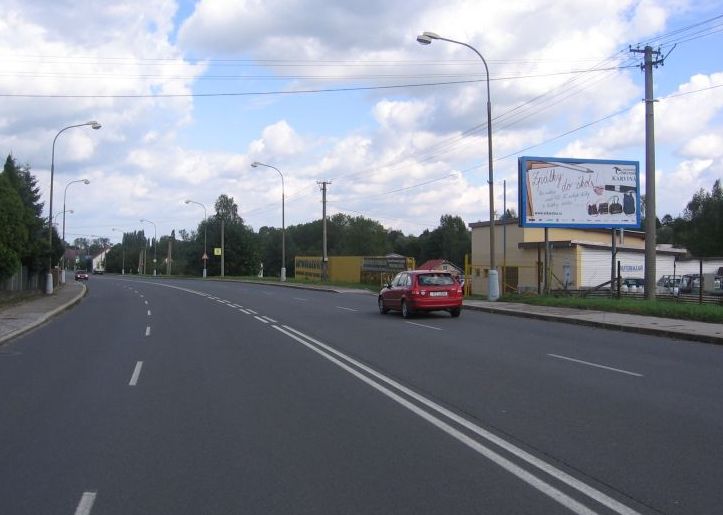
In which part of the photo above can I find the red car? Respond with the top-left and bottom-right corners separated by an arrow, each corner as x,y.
74,269 -> 89,281
378,270 -> 463,318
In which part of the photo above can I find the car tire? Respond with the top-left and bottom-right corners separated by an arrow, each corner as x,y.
401,300 -> 412,319
378,297 -> 389,314
450,308 -> 461,318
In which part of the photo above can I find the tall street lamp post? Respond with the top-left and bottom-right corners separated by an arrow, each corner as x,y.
417,32 -> 499,301
251,161 -> 286,281
184,199 -> 208,278
46,121 -> 101,294
60,178 -> 90,284
140,218 -> 157,276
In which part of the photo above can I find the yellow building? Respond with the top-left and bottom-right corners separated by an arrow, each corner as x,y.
468,219 -> 686,295
295,255 -> 415,285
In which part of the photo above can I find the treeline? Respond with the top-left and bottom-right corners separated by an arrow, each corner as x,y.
104,195 -> 473,277
0,155 -> 63,281
657,179 -> 723,257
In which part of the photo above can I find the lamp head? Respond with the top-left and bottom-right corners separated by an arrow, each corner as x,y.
417,32 -> 439,45
184,199 -> 191,204
251,161 -> 260,168
68,209 -> 74,214
88,121 -> 102,130
82,179 -> 90,185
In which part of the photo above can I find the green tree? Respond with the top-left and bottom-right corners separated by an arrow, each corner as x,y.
675,180 -> 723,257
2,155 -> 48,272
0,173 -> 27,280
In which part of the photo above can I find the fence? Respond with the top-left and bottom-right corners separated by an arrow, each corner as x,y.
0,266 -> 43,292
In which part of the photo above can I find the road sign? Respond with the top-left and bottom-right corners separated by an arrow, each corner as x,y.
214,248 -> 222,256
202,253 -> 208,261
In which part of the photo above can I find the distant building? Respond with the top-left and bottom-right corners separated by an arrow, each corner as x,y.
416,259 -> 464,276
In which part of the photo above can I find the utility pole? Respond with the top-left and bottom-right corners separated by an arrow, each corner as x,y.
318,181 -> 331,281
631,45 -> 664,301
221,218 -> 225,278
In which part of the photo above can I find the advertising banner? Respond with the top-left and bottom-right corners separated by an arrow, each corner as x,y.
518,156 -> 641,228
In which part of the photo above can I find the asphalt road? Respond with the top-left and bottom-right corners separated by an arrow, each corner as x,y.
1,276 -> 723,514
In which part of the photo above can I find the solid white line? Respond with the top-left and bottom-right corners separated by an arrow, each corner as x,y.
547,354 -> 644,377
129,361 -> 143,386
239,308 -> 251,315
230,304 -> 242,308
294,297 -> 308,301
74,492 -> 97,515
147,310 -> 151,316
247,309 -> 258,315
145,326 -> 151,337
405,321 -> 443,331
262,316 -> 278,323
336,306 -> 358,312
254,316 -> 269,324
279,325 -> 639,515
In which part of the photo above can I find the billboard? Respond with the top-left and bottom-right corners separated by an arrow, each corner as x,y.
518,156 -> 640,228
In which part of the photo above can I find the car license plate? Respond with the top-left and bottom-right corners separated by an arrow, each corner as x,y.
429,291 -> 447,297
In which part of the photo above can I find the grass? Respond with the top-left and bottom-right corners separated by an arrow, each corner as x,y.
492,293 -> 723,323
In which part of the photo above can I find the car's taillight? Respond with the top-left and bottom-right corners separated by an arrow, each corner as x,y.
411,289 -> 421,296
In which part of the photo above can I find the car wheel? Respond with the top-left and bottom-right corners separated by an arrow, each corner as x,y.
401,300 -> 412,319
450,308 -> 461,318
378,297 -> 389,314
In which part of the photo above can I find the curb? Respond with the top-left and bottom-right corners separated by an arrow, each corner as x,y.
0,283 -> 87,345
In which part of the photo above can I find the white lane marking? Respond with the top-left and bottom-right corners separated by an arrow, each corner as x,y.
254,316 -> 269,324
140,294 -> 144,298
262,316 -> 278,323
336,306 -> 358,312
405,321 -> 443,331
294,297 -> 308,301
547,354 -> 644,377
230,304 -> 243,308
247,309 -> 258,315
129,361 -> 143,386
277,325 -> 639,515
239,308 -> 251,315
144,300 -> 148,305
147,310 -> 151,316
145,326 -> 151,337
74,492 -> 97,515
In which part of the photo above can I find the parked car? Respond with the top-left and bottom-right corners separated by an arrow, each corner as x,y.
620,277 -> 645,293
75,269 -> 89,281
378,270 -> 463,318
93,269 -> 104,275
656,275 -> 681,295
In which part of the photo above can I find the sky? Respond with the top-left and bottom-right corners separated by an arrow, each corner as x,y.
1,0 -> 722,245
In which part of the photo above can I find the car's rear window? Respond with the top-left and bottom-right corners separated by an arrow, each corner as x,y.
417,274 -> 455,286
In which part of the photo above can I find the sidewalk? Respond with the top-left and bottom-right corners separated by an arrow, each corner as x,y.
0,281 -> 86,345
1,278 -> 720,346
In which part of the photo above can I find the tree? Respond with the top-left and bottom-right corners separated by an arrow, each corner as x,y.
2,155 -> 47,272
0,173 -> 27,280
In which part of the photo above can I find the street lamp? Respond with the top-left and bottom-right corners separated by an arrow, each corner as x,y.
251,161 -> 286,281
140,218 -> 157,276
417,32 -> 498,300
46,121 -> 101,294
60,178 -> 90,284
112,228 -> 126,275
184,199 -> 208,278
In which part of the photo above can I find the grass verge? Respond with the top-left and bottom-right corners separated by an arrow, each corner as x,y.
493,294 -> 723,323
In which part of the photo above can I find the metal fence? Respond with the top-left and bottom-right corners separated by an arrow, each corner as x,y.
0,266 -> 43,292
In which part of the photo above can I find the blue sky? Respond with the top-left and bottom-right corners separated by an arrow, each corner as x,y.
0,0 -> 721,244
